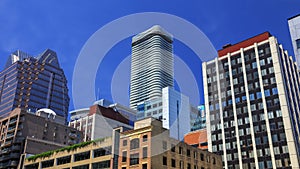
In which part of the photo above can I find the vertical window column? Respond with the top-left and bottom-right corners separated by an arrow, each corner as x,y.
254,42 -> 276,167
241,48 -> 259,169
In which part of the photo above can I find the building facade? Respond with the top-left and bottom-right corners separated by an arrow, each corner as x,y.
136,87 -> 198,140
130,25 -> 174,109
69,105 -> 133,142
203,32 -> 300,169
0,49 -> 69,123
70,99 -> 137,123
23,137 -> 113,169
288,14 -> 300,69
191,105 -> 206,131
118,118 -> 222,169
0,108 -> 82,169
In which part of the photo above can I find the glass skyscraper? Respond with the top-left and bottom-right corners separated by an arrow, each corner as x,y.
203,32 -> 300,168
0,49 -> 69,123
130,25 -> 174,109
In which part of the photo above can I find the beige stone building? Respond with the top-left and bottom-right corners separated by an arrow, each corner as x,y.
118,118 -> 222,169
23,137 -> 112,169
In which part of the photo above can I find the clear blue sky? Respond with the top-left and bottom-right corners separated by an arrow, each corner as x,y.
0,0 -> 299,111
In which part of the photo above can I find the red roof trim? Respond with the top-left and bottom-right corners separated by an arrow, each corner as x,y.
218,32 -> 271,57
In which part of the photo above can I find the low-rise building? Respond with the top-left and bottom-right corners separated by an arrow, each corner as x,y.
118,118 -> 222,169
23,137 -> 113,169
69,105 -> 133,141
0,108 -> 82,169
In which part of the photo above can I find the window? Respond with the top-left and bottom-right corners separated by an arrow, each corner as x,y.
252,62 -> 257,69
73,164 -> 89,169
235,97 -> 240,103
41,160 -> 54,168
268,112 -> 274,119
122,151 -> 127,162
260,59 -> 265,66
264,90 -> 270,97
92,161 -> 110,169
163,141 -> 167,150
200,153 -> 204,161
187,163 -> 191,169
57,156 -> 71,165
93,147 -> 111,157
171,159 -> 176,167
171,144 -> 175,152
296,39 -> 300,49
261,69 -> 267,76
180,161 -> 184,169
123,140 -> 127,146
256,92 -> 262,99
269,67 -> 274,74
179,147 -> 183,154
143,135 -> 148,142
187,149 -> 191,157
130,153 -> 139,165
142,164 -> 147,169
130,138 -> 139,150
143,147 -> 147,158
250,94 -> 255,101
74,151 -> 90,162
272,88 -> 278,95
163,156 -> 167,165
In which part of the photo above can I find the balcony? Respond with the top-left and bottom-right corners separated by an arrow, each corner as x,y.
9,119 -> 17,125
6,133 -> 14,139
7,127 -> 16,133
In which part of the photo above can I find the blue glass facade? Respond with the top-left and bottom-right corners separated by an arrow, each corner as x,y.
0,49 -> 69,123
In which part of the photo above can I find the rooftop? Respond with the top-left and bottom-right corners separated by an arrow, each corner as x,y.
218,32 -> 271,57
132,25 -> 173,45
288,13 -> 300,20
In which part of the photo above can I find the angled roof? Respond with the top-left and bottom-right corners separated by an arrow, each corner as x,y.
4,49 -> 60,69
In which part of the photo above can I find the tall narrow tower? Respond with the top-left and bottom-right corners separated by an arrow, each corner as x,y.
130,25 -> 174,109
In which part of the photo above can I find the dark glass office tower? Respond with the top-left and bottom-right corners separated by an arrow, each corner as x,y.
0,49 -> 69,123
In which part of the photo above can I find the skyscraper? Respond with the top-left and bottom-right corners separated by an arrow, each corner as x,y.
130,25 -> 174,109
203,32 -> 300,168
0,49 -> 69,122
288,14 -> 300,69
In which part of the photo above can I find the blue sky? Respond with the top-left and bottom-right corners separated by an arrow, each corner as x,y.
0,0 -> 299,110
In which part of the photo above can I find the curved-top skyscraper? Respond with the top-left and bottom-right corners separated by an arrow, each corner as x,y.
130,25 -> 174,109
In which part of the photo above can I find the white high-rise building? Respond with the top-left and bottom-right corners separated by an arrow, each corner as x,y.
203,32 -> 300,169
288,14 -> 300,69
130,25 -> 174,109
